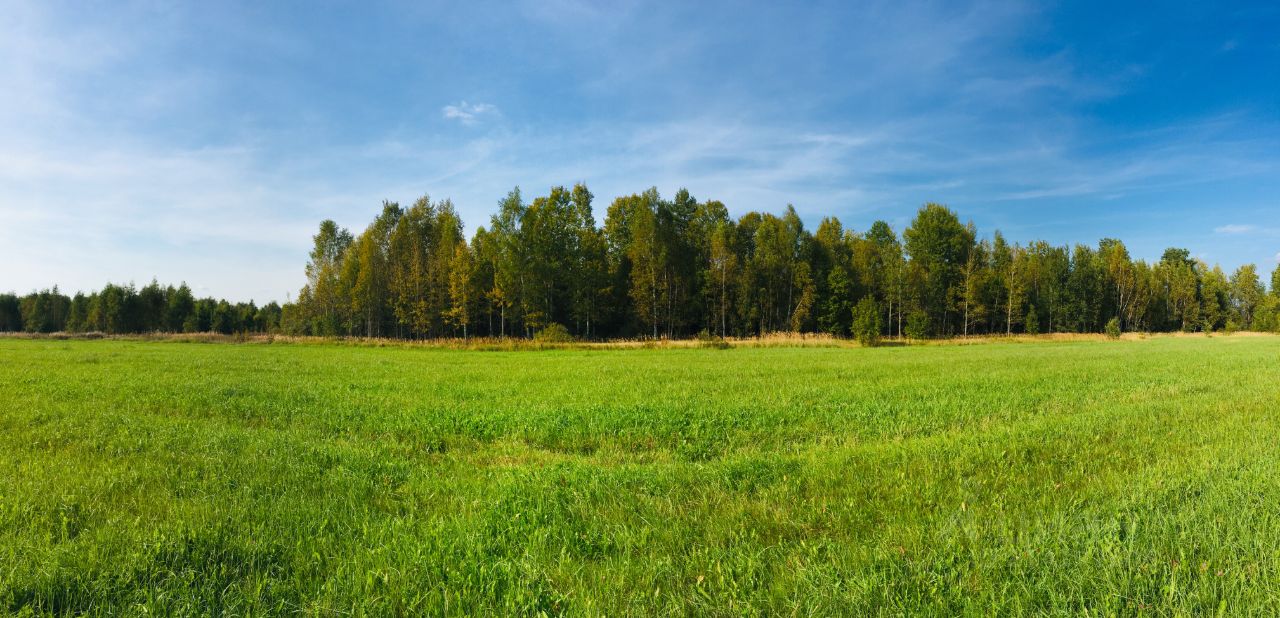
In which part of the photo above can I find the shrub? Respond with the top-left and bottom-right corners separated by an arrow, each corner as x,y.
696,329 -> 730,349
1105,317 -> 1121,339
533,323 -> 574,343
850,298 -> 881,347
904,311 -> 930,341
1224,320 -> 1240,335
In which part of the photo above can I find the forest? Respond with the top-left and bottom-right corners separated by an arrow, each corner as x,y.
0,283 -> 280,336
5,186 -> 1279,340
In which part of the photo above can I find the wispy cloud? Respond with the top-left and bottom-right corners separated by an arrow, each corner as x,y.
3,1 -> 1279,301
0,141 -> 352,302
442,101 -> 498,125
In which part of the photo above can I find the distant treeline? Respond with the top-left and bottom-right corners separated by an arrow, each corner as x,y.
6,185 -> 1279,339
0,283 -> 281,335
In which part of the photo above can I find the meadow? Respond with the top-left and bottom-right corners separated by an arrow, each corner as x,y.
2,335 -> 1279,615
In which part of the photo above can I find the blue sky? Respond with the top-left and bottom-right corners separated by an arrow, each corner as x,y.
2,1 -> 1278,302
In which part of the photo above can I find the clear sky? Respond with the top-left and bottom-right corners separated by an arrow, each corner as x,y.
2,1 -> 1278,302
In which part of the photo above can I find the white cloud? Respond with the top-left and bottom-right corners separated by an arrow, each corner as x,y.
441,101 -> 498,125
5,2 -> 1280,302
0,141 -> 348,302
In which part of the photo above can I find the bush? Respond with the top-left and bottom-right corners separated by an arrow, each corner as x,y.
850,298 -> 881,347
533,323 -> 574,343
1105,317 -> 1121,339
1224,320 -> 1240,335
696,329 -> 730,349
904,311 -> 930,341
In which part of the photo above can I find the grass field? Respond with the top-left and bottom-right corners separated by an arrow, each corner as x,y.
2,336 -> 1279,615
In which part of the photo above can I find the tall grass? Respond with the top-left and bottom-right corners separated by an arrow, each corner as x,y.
1,336 -> 1278,614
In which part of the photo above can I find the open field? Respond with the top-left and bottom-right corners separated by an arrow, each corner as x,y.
3,336 -> 1280,615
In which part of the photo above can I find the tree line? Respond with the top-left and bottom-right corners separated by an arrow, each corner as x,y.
282,186 -> 1280,340
0,282 -> 282,335
5,186 -> 1278,340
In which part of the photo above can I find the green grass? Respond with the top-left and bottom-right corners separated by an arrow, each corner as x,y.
2,336 -> 1280,615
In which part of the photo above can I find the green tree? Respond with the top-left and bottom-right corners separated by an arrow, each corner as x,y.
821,263 -> 855,336
959,239 -> 989,336
346,202 -> 402,337
1025,241 -> 1069,333
706,220 -> 738,337
1157,250 -> 1200,332
814,217 -> 852,336
1099,239 -> 1136,331
388,196 -> 438,338
489,188 -> 527,337
255,302 -> 282,333
850,297 -> 881,346
1229,264 -> 1265,328
303,219 -> 353,336
165,283 -> 196,332
445,242 -> 475,338
66,293 -> 90,332
566,184 -> 607,337
95,284 -> 134,334
861,221 -> 903,337
1063,245 -> 1103,332
608,189 -> 665,338
904,310 -> 930,340
517,185 -> 598,334
211,300 -> 235,334
992,232 -> 1024,335
692,199 -> 732,336
0,294 -> 19,331
19,288 -> 71,333
1200,264 -> 1229,331
903,204 -> 973,336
